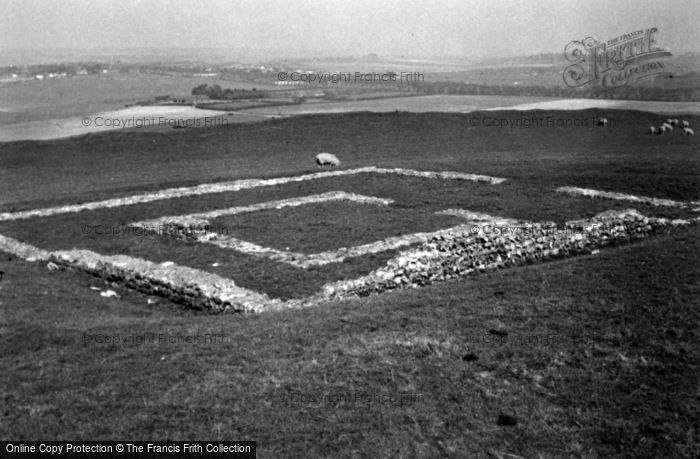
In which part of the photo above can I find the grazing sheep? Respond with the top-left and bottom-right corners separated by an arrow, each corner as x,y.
683,127 -> 695,136
597,117 -> 608,127
661,122 -> 673,131
315,152 -> 341,167
681,120 -> 690,128
670,118 -> 679,127
656,125 -> 667,135
648,126 -> 656,135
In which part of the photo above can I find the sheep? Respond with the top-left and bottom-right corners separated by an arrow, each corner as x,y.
683,127 -> 695,136
315,152 -> 341,167
597,117 -> 608,127
681,120 -> 690,128
648,126 -> 656,135
669,118 -> 679,127
656,125 -> 667,135
661,122 -> 673,131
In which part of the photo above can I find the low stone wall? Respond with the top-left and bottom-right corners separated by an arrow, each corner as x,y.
556,186 -> 700,210
0,232 -> 309,313
0,234 -> 51,261
155,221 -> 469,269
369,167 -> 506,184
134,199 -> 530,269
321,209 -> 695,299
48,250 -> 283,313
132,191 -> 393,233
2,208 -> 696,314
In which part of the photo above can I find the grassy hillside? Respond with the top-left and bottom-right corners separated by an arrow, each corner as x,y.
1,110 -> 698,457
1,109 -> 698,211
1,225 -> 697,457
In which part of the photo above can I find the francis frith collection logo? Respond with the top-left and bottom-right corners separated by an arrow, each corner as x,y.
563,27 -> 672,88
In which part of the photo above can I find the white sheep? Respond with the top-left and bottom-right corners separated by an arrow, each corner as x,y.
670,118 -> 679,127
681,120 -> 690,128
683,127 -> 695,136
661,122 -> 673,131
656,125 -> 667,135
597,117 -> 608,127
315,152 -> 341,167
648,126 -> 656,135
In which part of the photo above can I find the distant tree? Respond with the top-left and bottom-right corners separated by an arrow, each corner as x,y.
207,84 -> 223,99
192,84 -> 208,96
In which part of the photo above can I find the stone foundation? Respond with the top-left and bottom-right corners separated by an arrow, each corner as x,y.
1,209 -> 696,314
321,209 -> 696,299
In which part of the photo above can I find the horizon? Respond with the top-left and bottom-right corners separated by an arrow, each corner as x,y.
2,46 -> 699,68
1,0 -> 699,65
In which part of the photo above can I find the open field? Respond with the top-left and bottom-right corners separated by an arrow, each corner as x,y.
1,110 -> 699,457
2,109 -> 698,210
0,73 -> 282,141
0,105 -> 242,142
6,93 -> 700,142
0,73 -> 278,125
0,95 -> 563,142
242,95 -> 700,117
242,95 -> 562,116
485,98 -> 700,114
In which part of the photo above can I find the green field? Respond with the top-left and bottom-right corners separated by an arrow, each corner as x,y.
1,109 -> 699,457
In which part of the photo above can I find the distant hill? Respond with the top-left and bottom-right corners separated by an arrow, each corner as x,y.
420,52 -> 700,100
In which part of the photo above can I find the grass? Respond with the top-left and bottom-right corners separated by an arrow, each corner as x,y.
1,109 -> 698,211
0,171 -> 694,300
1,109 -> 699,456
1,224 -> 697,457
208,201 -> 465,253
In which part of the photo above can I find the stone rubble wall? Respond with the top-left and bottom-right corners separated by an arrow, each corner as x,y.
436,209 -> 524,225
0,232 -> 281,313
370,167 -> 506,184
132,191 -> 393,231
49,250 -> 283,313
556,186 -> 700,210
146,215 -> 528,269
2,207 -> 696,314
0,234 -> 51,261
321,209 -> 697,299
156,223 -> 474,269
134,201 -> 528,269
202,227 -> 455,269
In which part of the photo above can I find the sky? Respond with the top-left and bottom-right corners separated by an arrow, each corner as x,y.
1,0 -> 699,59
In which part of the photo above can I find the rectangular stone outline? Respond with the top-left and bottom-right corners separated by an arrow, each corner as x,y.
0,207 -> 532,312
131,198 -> 530,268
2,210 -> 696,313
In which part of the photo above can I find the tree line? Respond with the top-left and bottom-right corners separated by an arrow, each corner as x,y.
191,84 -> 267,100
